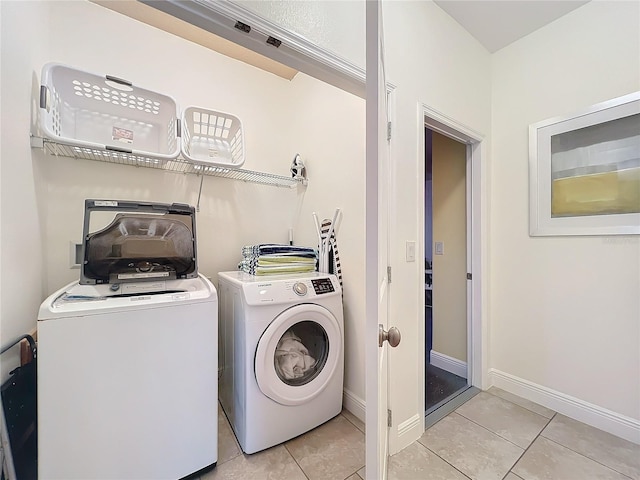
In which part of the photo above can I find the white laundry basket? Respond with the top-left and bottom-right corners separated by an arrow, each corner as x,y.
39,63 -> 180,161
181,106 -> 245,168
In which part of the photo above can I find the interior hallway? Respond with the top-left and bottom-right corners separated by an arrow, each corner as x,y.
204,387 -> 640,480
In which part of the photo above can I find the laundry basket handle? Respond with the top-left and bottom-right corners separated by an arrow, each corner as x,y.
39,85 -> 49,109
105,74 -> 132,87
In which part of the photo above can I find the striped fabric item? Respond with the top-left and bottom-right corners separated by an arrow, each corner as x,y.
320,219 -> 343,289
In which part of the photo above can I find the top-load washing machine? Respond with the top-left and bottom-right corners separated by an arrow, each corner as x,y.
218,271 -> 344,454
37,200 -> 218,480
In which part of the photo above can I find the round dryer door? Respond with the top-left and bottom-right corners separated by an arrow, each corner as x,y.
255,304 -> 342,406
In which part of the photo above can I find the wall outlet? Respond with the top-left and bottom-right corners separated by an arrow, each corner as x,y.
69,241 -> 82,269
435,241 -> 444,255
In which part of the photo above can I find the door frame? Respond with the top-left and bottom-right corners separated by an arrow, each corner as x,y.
418,104 -> 486,414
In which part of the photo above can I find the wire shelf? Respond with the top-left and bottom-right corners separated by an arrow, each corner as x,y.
33,137 -> 303,189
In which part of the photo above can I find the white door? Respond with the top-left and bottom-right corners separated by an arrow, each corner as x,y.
365,1 -> 396,478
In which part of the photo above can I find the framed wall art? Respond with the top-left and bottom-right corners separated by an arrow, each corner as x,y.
529,92 -> 640,236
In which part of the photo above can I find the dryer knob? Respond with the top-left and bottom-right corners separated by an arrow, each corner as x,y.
293,282 -> 307,296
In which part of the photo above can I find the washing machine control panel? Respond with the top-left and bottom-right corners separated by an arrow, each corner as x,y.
311,278 -> 335,295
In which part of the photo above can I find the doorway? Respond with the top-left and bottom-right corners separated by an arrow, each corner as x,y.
424,129 -> 470,415
420,106 -> 484,429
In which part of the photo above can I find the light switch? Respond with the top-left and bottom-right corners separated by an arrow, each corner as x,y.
435,241 -> 444,255
406,241 -> 416,262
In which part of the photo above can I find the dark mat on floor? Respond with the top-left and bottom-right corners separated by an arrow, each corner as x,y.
426,363 -> 467,410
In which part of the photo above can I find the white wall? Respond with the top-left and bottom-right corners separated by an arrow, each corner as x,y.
0,0 -> 365,405
0,0 -> 51,377
490,0 -> 640,430
383,1 -> 492,452
432,132 -> 467,363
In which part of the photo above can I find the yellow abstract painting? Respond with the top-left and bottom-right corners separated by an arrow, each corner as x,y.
552,166 -> 640,217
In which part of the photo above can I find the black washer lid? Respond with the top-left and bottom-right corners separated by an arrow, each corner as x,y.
80,199 -> 198,285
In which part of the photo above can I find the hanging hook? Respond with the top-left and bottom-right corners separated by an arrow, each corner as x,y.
290,153 -> 308,185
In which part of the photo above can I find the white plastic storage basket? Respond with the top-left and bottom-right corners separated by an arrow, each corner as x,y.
181,106 -> 245,168
39,63 -> 180,161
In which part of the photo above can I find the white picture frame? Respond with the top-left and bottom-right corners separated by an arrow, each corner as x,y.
529,92 -> 640,236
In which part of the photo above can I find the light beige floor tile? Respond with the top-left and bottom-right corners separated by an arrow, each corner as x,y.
512,436 -> 630,480
285,414 -> 365,480
346,475 -> 361,480
419,412 -> 523,480
486,387 -> 555,419
504,473 -> 524,480
342,408 -> 366,433
217,404 -> 241,465
388,441 -> 469,480
357,466 -> 365,478
540,414 -> 640,479
201,445 -> 306,480
456,391 -> 550,448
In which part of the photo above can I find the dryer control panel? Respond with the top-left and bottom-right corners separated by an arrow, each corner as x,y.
311,278 -> 335,295
236,274 -> 340,306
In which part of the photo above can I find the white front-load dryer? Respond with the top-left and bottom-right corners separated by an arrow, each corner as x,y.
217,271 -> 344,454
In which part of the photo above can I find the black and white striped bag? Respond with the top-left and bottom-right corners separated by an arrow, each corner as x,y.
320,219 -> 343,290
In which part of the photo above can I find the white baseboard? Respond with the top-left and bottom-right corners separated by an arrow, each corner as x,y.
398,413 -> 422,437
489,368 -> 640,445
391,413 -> 423,455
430,350 -> 467,379
343,388 -> 365,423
342,389 -> 424,455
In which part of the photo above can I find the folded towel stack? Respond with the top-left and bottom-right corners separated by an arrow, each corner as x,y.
238,243 -> 317,275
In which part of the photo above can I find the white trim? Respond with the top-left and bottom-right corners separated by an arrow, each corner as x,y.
471,140 -> 488,390
489,369 -> 640,445
397,413 -> 422,439
430,350 -> 468,379
141,0 -> 366,98
421,104 -> 485,145
343,388 -> 366,424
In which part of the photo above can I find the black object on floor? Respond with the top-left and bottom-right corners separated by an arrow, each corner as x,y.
1,334 -> 38,480
425,363 -> 467,411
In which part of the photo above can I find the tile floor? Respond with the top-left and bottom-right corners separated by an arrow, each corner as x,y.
201,387 -> 640,480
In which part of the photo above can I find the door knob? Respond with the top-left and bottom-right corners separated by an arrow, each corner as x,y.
379,325 -> 401,347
